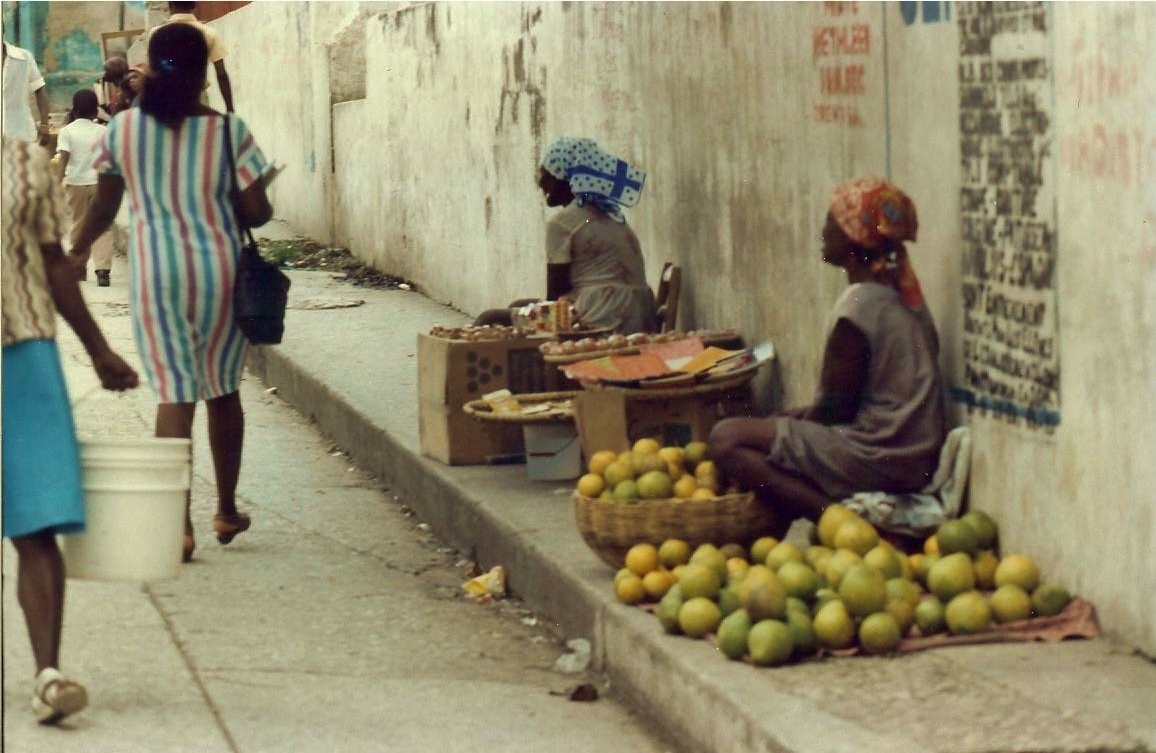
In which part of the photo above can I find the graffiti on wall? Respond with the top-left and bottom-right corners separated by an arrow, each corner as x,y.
811,1 -> 871,127
951,1 -> 1061,429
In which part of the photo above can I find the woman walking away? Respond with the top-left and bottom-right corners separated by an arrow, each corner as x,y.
57,89 -> 114,286
3,135 -> 140,724
71,22 -> 273,562
708,179 -> 946,534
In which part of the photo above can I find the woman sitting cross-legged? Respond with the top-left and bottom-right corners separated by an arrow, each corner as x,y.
708,178 -> 946,533
474,137 -> 658,334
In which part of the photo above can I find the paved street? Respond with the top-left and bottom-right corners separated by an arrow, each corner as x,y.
1,254 -> 672,753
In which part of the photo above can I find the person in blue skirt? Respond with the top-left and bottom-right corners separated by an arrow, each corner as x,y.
1,135 -> 139,724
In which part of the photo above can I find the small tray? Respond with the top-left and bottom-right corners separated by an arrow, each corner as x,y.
462,391 -> 579,423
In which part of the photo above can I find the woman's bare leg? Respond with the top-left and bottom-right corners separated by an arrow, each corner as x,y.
709,418 -> 832,530
205,392 -> 244,519
11,530 -> 66,673
156,403 -> 197,536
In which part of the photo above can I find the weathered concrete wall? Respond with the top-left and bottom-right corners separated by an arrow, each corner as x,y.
223,1 -> 1156,655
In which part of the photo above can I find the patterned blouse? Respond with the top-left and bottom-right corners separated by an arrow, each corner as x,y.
1,138 -> 66,346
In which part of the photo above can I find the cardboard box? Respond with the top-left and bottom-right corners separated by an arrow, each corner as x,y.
418,333 -> 560,465
523,424 -> 582,481
573,386 -> 754,458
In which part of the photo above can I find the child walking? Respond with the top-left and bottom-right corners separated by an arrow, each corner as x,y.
57,90 -> 115,286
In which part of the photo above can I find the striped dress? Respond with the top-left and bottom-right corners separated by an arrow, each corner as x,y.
94,109 -> 267,403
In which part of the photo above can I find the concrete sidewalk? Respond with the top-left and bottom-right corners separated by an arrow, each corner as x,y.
247,225 -> 1156,753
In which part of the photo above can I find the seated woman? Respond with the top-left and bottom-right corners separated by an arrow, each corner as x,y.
708,178 -> 945,532
474,138 -> 658,333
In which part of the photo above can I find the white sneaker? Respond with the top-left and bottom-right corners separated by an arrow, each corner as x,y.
31,668 -> 88,725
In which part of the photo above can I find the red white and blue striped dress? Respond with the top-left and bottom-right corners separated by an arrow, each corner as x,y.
94,110 -> 267,403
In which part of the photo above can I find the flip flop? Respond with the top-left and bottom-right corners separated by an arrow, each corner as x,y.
213,512 -> 251,545
32,668 -> 88,725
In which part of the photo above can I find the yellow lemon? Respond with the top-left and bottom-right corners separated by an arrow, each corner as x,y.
747,619 -> 794,666
936,519 -> 979,556
672,474 -> 698,499
613,567 -> 634,585
613,479 -> 640,501
657,445 -> 685,470
625,543 -> 660,576
678,597 -> 722,638
1031,583 -> 1071,617
859,612 -> 903,654
587,450 -> 619,477
972,550 -> 999,590
824,548 -> 863,590
691,487 -> 717,500
812,600 -> 856,649
764,541 -> 805,571
833,516 -> 880,556
923,534 -> 940,555
988,583 -> 1032,624
575,473 -> 605,498
994,553 -> 1041,592
632,437 -> 662,455
603,461 -> 634,488
631,451 -> 667,476
615,575 -> 646,605
678,562 -> 722,600
658,539 -> 691,569
683,440 -> 708,466
689,543 -> 728,580
928,552 -> 976,603
914,597 -> 946,635
817,503 -> 857,548
945,590 -> 992,635
694,460 -> 717,480
642,569 -> 677,600
837,564 -> 888,617
725,557 -> 752,584
636,470 -> 674,499
863,543 -> 903,579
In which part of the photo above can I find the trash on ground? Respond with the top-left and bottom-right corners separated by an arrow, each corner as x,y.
553,638 -> 592,673
550,683 -> 599,702
463,565 -> 506,601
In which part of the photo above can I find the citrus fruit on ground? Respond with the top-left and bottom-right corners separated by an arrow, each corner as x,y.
683,440 -> 708,466
678,562 -> 722,600
691,487 -> 717,500
718,582 -> 743,616
786,609 -> 818,656
725,557 -> 751,584
671,474 -> 698,498
960,509 -> 999,550
838,564 -> 888,617
817,503 -> 857,548
747,619 -> 794,666
885,598 -> 916,635
625,543 -> 660,576
824,548 -> 863,590
923,534 -> 940,555
690,544 -> 728,580
632,437 -> 662,455
587,449 -> 619,477
616,574 -> 646,605
834,516 -> 880,556
988,583 -> 1032,623
613,480 -> 640,501
972,550 -> 999,590
658,539 -> 692,569
637,470 -> 674,499
576,473 -> 605,498
945,590 -> 992,635
936,519 -> 980,556
886,577 -> 923,610
750,536 -> 780,564
643,569 -> 677,600
928,552 -> 976,603
764,541 -> 805,571
813,600 -> 856,649
716,608 -> 752,660
743,579 -> 789,622
859,612 -> 903,654
679,597 -> 723,638
863,543 -> 903,579
656,585 -> 684,634
917,553 -> 941,588
719,542 -> 747,560
777,561 -> 819,601
603,461 -> 634,487
1031,583 -> 1071,617
994,553 -> 1041,592
632,451 -> 667,476
914,596 -> 946,635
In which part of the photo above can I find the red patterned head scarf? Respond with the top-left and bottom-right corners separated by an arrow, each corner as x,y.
829,178 -> 924,309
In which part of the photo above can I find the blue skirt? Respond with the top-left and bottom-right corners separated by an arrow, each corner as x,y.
2,340 -> 86,538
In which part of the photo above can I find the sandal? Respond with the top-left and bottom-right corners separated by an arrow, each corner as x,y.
32,668 -> 88,725
213,512 -> 251,545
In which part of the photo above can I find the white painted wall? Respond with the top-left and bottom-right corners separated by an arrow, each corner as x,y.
220,1 -> 1156,655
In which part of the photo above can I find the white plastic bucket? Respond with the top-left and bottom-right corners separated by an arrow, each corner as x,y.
63,438 -> 192,583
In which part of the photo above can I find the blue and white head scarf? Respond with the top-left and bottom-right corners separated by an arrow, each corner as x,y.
541,137 -> 646,223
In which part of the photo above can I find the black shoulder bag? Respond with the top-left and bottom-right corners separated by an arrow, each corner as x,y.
223,115 -> 290,345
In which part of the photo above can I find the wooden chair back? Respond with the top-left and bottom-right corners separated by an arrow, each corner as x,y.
654,263 -> 682,332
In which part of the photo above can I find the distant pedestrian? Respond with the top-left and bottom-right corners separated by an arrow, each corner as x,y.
2,40 -> 50,144
57,90 -> 115,286
120,62 -> 148,107
71,22 -> 273,562
144,1 -> 235,112
2,135 -> 140,725
93,55 -> 129,122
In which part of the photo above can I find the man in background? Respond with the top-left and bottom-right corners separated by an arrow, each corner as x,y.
2,40 -> 51,144
146,1 -> 235,112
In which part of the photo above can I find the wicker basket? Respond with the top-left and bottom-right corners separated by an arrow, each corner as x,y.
572,491 -> 777,568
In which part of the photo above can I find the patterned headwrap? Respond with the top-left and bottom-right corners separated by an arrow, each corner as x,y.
541,137 -> 646,223
829,178 -> 924,309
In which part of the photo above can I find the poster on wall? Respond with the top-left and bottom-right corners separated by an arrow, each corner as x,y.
952,1 -> 1061,431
